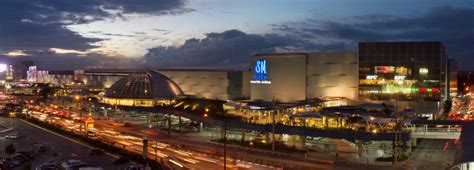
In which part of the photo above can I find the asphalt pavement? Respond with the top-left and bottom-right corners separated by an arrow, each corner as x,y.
408,139 -> 456,169
0,117 -> 134,169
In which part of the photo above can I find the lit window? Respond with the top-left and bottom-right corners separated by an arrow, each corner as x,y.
419,68 -> 429,75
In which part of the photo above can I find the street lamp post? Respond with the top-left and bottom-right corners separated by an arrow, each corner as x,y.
272,110 -> 275,151
75,95 -> 84,135
223,115 -> 227,170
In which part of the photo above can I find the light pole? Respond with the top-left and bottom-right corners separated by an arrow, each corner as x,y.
223,115 -> 227,170
75,95 -> 84,135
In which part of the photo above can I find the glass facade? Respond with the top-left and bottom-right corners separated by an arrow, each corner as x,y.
358,42 -> 447,101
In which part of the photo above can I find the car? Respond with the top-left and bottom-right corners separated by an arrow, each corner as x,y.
79,167 -> 104,170
89,149 -> 104,155
3,156 -> 24,168
5,132 -> 21,139
36,163 -> 62,170
87,131 -> 98,138
13,153 -> 30,161
61,159 -> 87,169
113,156 -> 129,164
16,151 -> 34,160
125,164 -> 147,170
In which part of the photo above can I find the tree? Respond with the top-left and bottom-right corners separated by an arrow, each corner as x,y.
5,144 -> 16,155
442,99 -> 453,118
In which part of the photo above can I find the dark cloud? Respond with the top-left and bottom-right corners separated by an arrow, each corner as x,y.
274,6 -> 474,70
143,30 -> 344,69
143,6 -> 474,70
0,0 -> 189,70
0,0 -> 189,57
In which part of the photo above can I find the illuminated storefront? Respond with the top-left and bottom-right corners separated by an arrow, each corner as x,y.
359,42 -> 448,102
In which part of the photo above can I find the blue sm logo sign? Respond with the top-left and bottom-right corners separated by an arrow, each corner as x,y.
254,60 -> 267,80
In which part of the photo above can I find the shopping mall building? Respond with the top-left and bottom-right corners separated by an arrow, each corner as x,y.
26,42 -> 456,115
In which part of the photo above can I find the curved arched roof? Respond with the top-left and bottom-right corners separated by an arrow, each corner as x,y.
104,70 -> 183,99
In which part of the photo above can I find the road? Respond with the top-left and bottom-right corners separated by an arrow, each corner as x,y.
21,105 -> 274,170
0,117 -> 134,169
12,96 -> 415,169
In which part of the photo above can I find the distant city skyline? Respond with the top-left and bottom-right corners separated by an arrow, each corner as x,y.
0,0 -> 473,70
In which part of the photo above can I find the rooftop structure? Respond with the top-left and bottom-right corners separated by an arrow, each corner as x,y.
101,70 -> 183,107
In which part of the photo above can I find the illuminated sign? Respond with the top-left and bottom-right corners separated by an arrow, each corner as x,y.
395,67 -> 408,75
254,60 -> 267,80
375,66 -> 395,74
366,75 -> 378,80
419,68 -> 429,75
394,75 -> 406,80
251,60 -> 271,84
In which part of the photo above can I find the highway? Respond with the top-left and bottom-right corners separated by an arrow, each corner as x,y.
20,104 -> 275,170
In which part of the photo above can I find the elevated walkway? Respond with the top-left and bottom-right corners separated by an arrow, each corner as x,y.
411,127 -> 461,139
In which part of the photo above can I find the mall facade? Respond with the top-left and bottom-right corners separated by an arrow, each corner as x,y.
250,52 -> 359,102
26,42 -> 456,115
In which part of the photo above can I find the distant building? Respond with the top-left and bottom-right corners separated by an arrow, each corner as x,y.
0,59 -> 33,81
47,69 -> 250,101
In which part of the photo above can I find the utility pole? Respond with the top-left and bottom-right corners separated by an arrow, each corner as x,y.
271,99 -> 276,152
393,117 -> 401,166
272,110 -> 275,151
223,116 -> 227,170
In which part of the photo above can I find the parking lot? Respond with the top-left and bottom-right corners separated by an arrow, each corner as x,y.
0,117 -> 134,169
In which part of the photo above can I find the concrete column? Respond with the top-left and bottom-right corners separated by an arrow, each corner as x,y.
241,129 -> 245,143
300,135 -> 306,150
168,114 -> 172,135
221,126 -> 225,139
178,116 -> 182,133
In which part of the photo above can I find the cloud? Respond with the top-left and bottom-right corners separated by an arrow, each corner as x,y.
143,29 -> 345,69
0,50 -> 140,70
143,6 -> 474,70
0,0 -> 190,70
0,0 -> 189,58
273,6 -> 474,70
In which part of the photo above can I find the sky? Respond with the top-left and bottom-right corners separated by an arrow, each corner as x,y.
0,0 -> 473,70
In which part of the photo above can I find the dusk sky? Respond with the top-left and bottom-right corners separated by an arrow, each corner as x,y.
0,0 -> 473,70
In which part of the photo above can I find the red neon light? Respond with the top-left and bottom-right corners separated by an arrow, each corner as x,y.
431,88 -> 439,93
418,88 -> 427,93
143,130 -> 158,136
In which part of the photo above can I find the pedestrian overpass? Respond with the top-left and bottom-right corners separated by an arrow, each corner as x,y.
410,127 -> 461,139
408,119 -> 465,140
